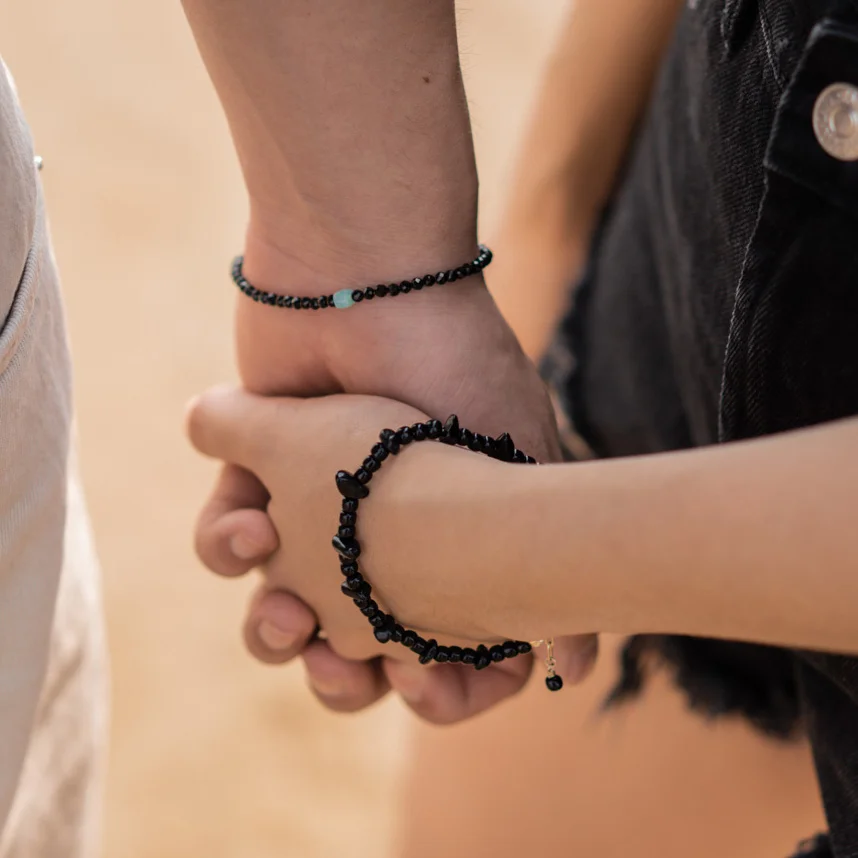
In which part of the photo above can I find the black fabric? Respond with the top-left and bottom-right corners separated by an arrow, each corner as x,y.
541,0 -> 858,854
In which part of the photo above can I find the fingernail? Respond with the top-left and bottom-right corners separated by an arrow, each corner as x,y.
230,534 -> 260,560
258,621 -> 298,652
391,666 -> 427,705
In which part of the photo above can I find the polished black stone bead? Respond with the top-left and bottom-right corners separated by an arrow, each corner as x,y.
319,296 -> 329,308
412,277 -> 423,290
352,290 -> 364,303
479,434 -> 494,455
374,626 -> 393,644
399,280 -> 412,294
357,582 -> 372,597
546,675 -> 564,692
474,646 -> 491,671
495,433 -> 516,462
422,275 -> 436,287
338,526 -> 355,540
467,433 -> 481,452
397,426 -> 413,445
340,512 -> 356,527
435,272 -> 448,284
369,612 -> 388,628
461,263 -> 473,276
343,575 -> 363,592
392,624 -> 405,643
354,468 -> 371,484
459,428 -> 474,448
455,267 -> 467,279
434,646 -> 450,663
364,287 -> 376,299
276,296 -> 287,307
513,449 -> 528,463
310,298 -> 320,310
352,592 -> 370,609
361,600 -> 379,618
380,429 -> 400,454
425,419 -> 442,439
489,645 -> 506,663
502,641 -> 519,659
336,471 -> 369,500
442,414 -> 460,442
332,535 -> 361,559
448,269 -> 459,282
292,300 -> 302,310
342,499 -> 359,514
411,638 -> 428,656
283,297 -> 294,308
376,284 -> 389,297
516,641 -> 532,655
362,457 -> 380,473
461,648 -> 477,665
389,283 -> 401,296
371,443 -> 389,462
411,423 -> 427,441
447,646 -> 463,664
420,639 -> 438,664
301,297 -> 312,309
526,455 -> 537,465
341,581 -> 360,599
340,560 -> 358,576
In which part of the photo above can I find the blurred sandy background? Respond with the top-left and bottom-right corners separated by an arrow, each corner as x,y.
0,2 -> 567,856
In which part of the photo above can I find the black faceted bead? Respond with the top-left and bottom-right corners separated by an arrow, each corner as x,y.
319,296 -> 328,308
389,284 -> 401,296
310,298 -> 320,310
461,648 -> 477,665
371,443 -> 389,463
284,297 -> 294,308
344,575 -> 363,592
398,427 -> 412,445
374,627 -> 393,644
435,272 -> 448,284
355,468 -> 371,484
301,297 -> 312,309
369,612 -> 388,628
459,428 -> 474,447
352,290 -> 364,303
341,581 -> 360,599
376,284 -> 389,297
479,434 -> 494,455
513,449 -> 528,463
392,624 -> 405,643
380,429 -> 401,454
422,275 -> 436,287
526,455 -> 537,465
489,645 -> 506,663
362,457 -> 380,473
361,600 -> 379,618
434,646 -> 450,663
352,592 -> 371,609
338,525 -> 356,540
411,637 -> 428,655
474,646 -> 491,671
546,675 -> 564,692
426,419 -> 442,439
411,423 -> 427,441
342,499 -> 359,514
400,280 -> 412,293
420,640 -> 438,664
336,471 -> 369,500
412,278 -> 424,290
340,512 -> 356,527
340,561 -> 358,577
332,535 -> 361,559
495,433 -> 516,462
447,646 -> 463,664
461,263 -> 473,276
443,414 -> 460,442
276,296 -> 287,307
402,631 -> 417,648
467,432 -> 481,451
516,641 -> 532,655
364,287 -> 376,299
448,269 -> 459,282
502,641 -> 519,659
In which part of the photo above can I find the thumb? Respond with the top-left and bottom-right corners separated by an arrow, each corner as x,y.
185,385 -> 289,473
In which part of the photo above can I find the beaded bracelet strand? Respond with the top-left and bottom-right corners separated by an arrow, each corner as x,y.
332,414 -> 564,692
232,245 -> 493,310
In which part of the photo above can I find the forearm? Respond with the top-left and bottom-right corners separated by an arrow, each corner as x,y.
482,419 -> 858,654
181,0 -> 478,290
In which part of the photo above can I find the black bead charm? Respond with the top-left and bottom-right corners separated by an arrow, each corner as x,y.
331,413 -> 562,691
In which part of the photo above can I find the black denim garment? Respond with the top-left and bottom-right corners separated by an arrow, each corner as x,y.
542,1 -> 858,855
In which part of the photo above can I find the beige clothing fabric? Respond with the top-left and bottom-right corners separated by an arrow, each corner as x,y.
0,60 -> 105,857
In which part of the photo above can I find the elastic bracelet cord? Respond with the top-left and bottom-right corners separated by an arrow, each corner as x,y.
332,414 -> 564,692
232,245 -> 492,310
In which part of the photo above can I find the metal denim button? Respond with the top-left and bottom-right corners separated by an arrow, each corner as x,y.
813,82 -> 858,161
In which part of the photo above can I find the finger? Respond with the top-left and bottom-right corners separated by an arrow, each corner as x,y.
302,641 -> 390,713
186,385 -> 297,474
384,654 -> 532,725
554,634 -> 600,685
194,464 -> 278,577
243,586 -> 319,664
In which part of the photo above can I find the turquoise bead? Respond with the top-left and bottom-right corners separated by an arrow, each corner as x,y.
333,288 -> 355,309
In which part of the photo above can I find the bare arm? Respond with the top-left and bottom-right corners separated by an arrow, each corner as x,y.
490,0 -> 684,356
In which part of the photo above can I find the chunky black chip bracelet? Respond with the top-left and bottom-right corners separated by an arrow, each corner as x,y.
232,245 -> 493,310
332,414 -> 564,692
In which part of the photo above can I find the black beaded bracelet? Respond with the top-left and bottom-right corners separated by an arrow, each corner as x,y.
332,414 -> 564,692
232,245 -> 492,310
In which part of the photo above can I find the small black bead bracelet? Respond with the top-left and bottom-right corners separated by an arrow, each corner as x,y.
332,414 -> 564,692
232,245 -> 493,311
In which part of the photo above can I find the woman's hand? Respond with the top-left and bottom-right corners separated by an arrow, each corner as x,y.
187,387 -> 597,721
